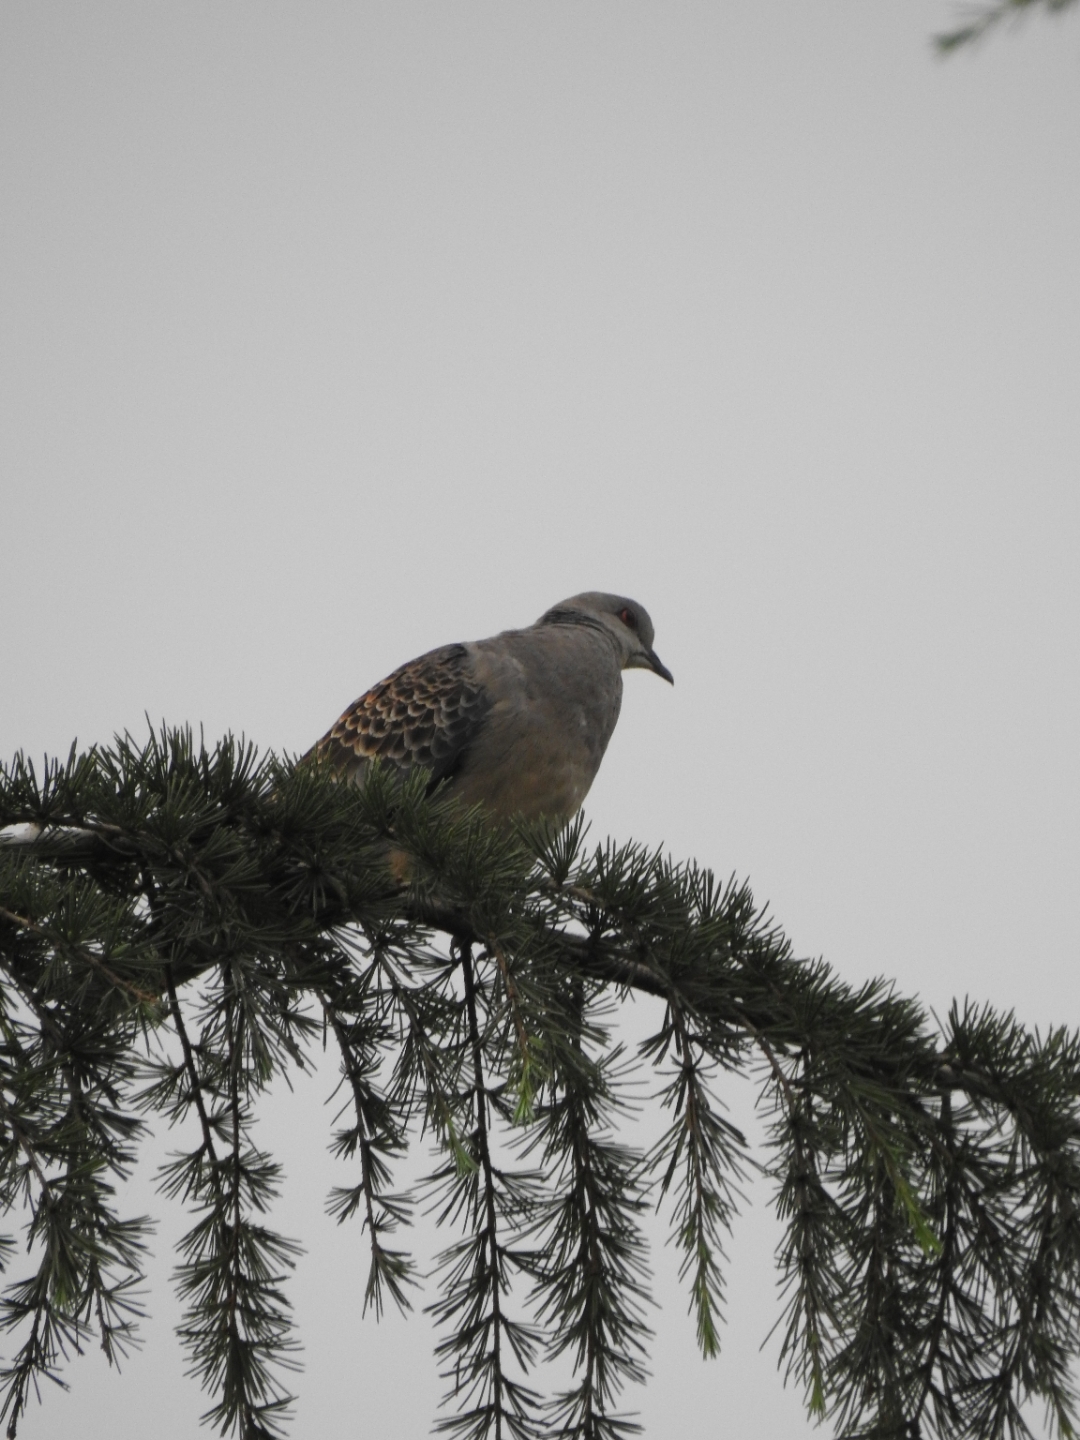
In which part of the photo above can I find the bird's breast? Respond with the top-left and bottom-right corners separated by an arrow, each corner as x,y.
458,632 -> 624,824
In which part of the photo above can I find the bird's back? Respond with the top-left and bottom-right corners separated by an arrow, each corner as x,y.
311,618 -> 625,825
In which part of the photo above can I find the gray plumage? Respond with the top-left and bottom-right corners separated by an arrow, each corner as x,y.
310,592 -> 673,825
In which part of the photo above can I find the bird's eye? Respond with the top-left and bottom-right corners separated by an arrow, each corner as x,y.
619,607 -> 637,630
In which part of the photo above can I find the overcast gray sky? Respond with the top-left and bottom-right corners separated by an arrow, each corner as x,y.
2,3 -> 1079,1436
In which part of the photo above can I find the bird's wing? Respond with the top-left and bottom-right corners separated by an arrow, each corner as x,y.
310,643 -> 491,790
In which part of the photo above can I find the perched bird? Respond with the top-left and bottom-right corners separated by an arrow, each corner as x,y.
310,592 -> 673,827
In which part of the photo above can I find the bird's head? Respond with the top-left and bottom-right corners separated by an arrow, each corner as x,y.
541,592 -> 674,684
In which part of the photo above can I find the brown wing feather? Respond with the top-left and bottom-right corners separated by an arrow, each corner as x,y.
311,643 -> 491,790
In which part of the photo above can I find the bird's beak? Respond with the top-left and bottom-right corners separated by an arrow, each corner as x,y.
628,648 -> 674,684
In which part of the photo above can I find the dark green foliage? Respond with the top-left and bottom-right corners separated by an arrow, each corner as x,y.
1,730 -> 1079,1438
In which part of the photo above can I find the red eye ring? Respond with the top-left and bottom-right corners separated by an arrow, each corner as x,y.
619,607 -> 637,630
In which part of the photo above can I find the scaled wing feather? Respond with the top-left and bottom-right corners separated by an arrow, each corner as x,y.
311,644 -> 490,791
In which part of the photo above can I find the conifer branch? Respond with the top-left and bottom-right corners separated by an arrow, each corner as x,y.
0,921 -> 148,1437
936,0 -> 1077,51
428,943 -> 542,1440
2,733 -> 1080,1437
524,981 -> 651,1440
461,943 -> 508,1437
163,969 -> 300,1439
319,987 -> 414,1318
643,992 -> 748,1361
0,907 -> 158,1006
